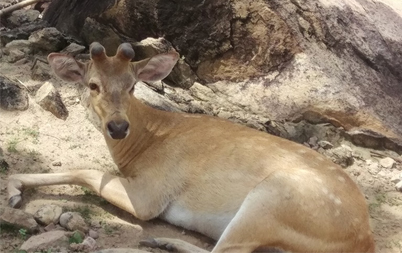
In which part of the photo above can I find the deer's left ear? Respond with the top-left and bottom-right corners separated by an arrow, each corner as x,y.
48,53 -> 86,82
133,52 -> 179,82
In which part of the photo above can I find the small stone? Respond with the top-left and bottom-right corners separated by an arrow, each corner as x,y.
5,40 -> 33,55
20,230 -> 71,252
29,27 -> 67,52
7,49 -> 25,63
52,161 -> 62,166
7,9 -> 40,27
88,229 -> 99,239
318,140 -> 334,149
60,43 -> 86,56
0,207 -> 39,233
69,236 -> 96,251
33,204 -> 63,226
59,212 -> 89,232
35,82 -> 69,120
366,160 -> 381,175
44,223 -> 57,231
322,145 -> 354,168
308,136 -> 318,147
379,157 -> 396,170
391,173 -> 402,184
31,61 -> 51,81
396,181 -> 402,192
0,76 -> 29,111
90,220 -> 102,228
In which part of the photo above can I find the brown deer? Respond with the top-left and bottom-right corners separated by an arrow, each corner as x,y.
8,42 -> 375,253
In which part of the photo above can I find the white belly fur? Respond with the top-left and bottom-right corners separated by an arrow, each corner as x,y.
161,202 -> 235,240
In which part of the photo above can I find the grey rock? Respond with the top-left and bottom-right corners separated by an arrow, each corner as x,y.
366,160 -> 381,175
164,57 -> 196,89
70,236 -> 96,251
7,9 -> 40,27
88,229 -> 99,239
322,145 -> 354,168
0,21 -> 47,46
33,204 -> 63,226
7,49 -> 25,63
391,173 -> 402,184
396,181 -> 402,192
0,75 -> 29,111
5,40 -> 33,55
60,43 -> 86,56
0,207 -> 39,233
31,60 -> 52,81
35,82 -> 69,120
318,140 -> 334,150
29,27 -> 67,52
20,230 -> 71,252
59,212 -> 89,232
80,17 -> 122,56
307,136 -> 319,149
133,37 -> 196,89
90,220 -> 102,229
379,157 -> 396,169
52,161 -> 62,166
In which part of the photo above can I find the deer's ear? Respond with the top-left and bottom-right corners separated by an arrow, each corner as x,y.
133,52 -> 179,82
47,53 -> 86,82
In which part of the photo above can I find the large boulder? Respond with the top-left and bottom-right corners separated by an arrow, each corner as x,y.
43,0 -> 402,148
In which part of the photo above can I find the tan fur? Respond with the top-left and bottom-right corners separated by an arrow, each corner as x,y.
8,43 -> 375,253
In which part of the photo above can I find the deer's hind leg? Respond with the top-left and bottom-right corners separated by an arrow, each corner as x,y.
8,170 -> 166,220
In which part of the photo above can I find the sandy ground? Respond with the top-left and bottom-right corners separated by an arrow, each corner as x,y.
0,57 -> 401,252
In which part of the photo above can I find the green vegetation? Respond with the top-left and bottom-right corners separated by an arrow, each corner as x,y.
0,160 -> 9,174
0,223 -> 21,235
101,221 -> 119,235
22,127 -> 39,139
18,228 -> 28,240
65,206 -> 93,222
69,231 -> 84,244
7,138 -> 19,153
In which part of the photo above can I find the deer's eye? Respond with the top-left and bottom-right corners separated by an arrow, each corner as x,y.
89,83 -> 99,91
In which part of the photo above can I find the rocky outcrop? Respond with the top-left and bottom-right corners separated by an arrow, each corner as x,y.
43,0 -> 402,149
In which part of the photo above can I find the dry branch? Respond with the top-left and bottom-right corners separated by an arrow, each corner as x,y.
0,0 -> 42,17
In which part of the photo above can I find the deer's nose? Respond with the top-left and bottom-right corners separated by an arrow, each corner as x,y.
106,120 -> 130,139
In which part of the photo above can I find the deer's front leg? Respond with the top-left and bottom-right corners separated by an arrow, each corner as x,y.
8,170 -> 168,220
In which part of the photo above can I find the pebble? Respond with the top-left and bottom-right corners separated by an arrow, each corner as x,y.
34,204 -> 63,226
379,157 -> 395,169
89,229 -> 99,239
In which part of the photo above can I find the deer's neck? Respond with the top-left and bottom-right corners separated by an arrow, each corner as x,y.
104,96 -> 180,174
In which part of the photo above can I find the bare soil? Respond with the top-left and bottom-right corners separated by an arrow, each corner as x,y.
0,58 -> 401,252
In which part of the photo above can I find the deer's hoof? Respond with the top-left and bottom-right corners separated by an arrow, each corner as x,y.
8,195 -> 22,208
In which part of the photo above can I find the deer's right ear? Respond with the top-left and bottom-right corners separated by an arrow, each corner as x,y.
47,53 -> 86,82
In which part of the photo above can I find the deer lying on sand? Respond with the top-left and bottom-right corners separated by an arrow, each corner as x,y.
8,42 -> 375,253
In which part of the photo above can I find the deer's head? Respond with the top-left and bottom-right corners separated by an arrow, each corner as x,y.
48,42 -> 179,140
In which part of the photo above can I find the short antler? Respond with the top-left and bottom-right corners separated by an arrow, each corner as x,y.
90,42 -> 107,61
116,43 -> 135,61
